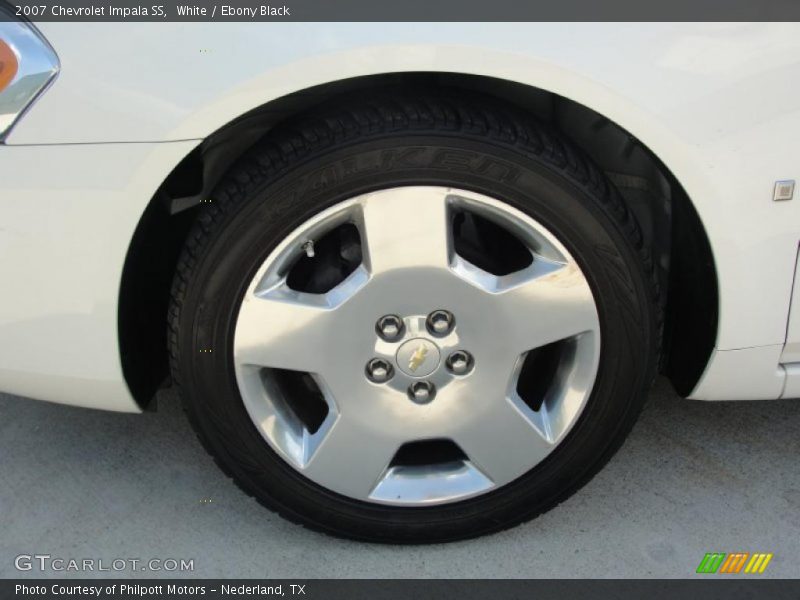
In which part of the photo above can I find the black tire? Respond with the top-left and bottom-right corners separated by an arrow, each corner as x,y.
168,90 -> 661,543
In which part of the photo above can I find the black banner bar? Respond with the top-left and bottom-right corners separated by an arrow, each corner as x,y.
4,580 -> 800,600
3,0 -> 800,22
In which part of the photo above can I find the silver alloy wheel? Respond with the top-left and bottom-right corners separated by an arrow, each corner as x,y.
233,187 -> 601,506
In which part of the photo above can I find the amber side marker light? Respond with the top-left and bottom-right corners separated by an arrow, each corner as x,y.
0,39 -> 19,93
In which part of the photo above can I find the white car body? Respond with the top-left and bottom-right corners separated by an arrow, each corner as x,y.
2,22 -> 800,412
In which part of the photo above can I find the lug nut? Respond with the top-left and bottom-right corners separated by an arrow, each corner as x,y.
426,309 -> 455,336
408,381 -> 436,404
376,314 -> 405,342
446,350 -> 474,375
366,358 -> 394,383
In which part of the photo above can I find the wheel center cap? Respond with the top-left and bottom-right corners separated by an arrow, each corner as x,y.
396,338 -> 441,378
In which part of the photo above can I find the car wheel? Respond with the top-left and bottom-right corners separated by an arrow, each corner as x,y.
169,91 -> 661,543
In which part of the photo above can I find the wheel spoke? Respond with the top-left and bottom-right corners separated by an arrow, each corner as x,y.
359,187 -> 452,275
453,396 -> 555,487
234,288 -> 337,373
301,409 -> 401,499
488,261 -> 599,354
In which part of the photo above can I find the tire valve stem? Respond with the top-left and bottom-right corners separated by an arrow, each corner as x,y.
301,240 -> 315,258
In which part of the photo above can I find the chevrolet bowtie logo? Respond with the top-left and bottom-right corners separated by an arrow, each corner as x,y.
408,344 -> 429,372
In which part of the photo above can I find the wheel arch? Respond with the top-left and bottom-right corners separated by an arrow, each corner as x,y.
118,72 -> 718,407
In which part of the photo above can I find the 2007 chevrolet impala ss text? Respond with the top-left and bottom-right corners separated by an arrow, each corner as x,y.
0,14 -> 798,543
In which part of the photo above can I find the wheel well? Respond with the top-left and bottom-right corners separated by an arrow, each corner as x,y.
118,72 -> 717,407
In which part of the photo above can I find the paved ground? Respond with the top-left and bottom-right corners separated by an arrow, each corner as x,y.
0,378 -> 798,579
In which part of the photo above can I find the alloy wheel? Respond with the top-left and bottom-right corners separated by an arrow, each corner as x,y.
232,187 -> 601,506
